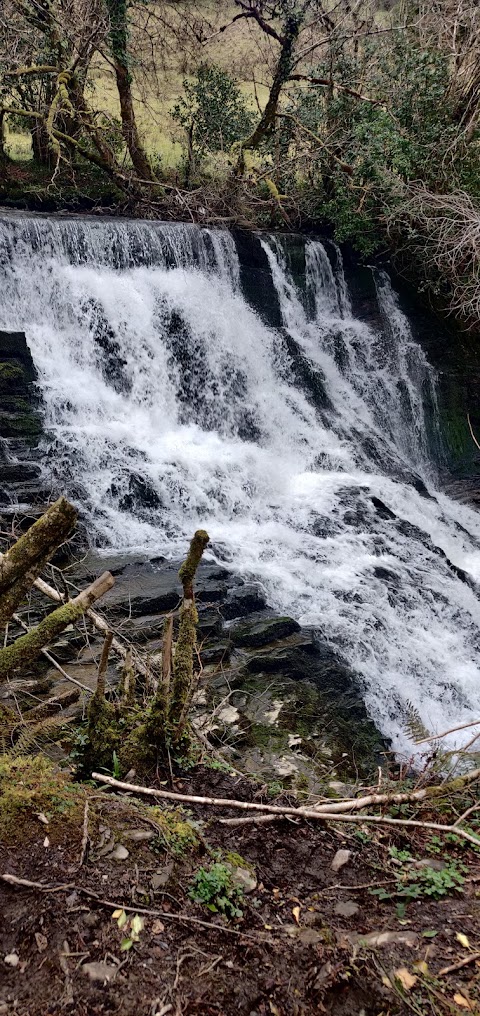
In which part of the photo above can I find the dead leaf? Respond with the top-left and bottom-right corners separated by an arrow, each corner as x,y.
413,960 -> 429,976
269,1004 -> 281,1016
130,915 -> 144,940
151,920 -> 165,935
292,906 -> 301,925
454,994 -> 475,1011
456,933 -> 471,950
394,968 -> 417,991
34,933 -> 48,954
36,813 -> 49,826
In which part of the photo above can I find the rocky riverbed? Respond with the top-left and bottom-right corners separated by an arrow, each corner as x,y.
0,545 -> 386,787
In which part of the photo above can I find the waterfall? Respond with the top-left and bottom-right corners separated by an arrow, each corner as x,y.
1,212 -> 480,754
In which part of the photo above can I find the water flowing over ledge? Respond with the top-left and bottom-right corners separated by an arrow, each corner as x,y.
1,213 -> 480,754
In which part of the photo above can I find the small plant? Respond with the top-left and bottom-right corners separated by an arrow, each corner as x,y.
112,909 -> 144,951
189,862 -> 244,918
371,859 -> 467,903
204,758 -> 232,774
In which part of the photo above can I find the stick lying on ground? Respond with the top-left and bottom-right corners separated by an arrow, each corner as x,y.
92,772 -> 480,847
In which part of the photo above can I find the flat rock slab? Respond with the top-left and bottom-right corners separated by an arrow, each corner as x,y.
229,614 -> 301,648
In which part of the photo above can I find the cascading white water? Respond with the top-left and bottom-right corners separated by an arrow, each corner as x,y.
1,213 -> 480,754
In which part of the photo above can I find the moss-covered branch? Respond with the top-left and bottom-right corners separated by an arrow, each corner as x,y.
0,571 -> 114,681
0,497 -> 77,625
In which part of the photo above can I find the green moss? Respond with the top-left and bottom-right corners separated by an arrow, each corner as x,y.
148,805 -> 200,856
0,753 -> 83,841
86,692 -> 119,768
225,851 -> 255,876
178,529 -> 209,593
0,363 -> 24,381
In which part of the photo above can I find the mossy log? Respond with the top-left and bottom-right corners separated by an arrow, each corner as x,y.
0,571 -> 114,681
0,497 -> 77,625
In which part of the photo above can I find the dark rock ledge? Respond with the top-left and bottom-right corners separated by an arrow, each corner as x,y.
0,330 -> 46,508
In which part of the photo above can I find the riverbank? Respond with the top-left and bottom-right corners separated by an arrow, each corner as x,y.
1,748 -> 480,1016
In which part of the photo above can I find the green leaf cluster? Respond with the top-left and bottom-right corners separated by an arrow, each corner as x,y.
189,861 -> 244,918
171,63 -> 256,159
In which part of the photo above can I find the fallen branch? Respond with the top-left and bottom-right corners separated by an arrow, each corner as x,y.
0,572 -> 114,681
1,874 -> 268,942
11,610 -> 93,693
32,573 -> 151,681
91,773 -> 480,847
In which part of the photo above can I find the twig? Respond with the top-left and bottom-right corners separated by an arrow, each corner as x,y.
91,773 -> 480,847
415,719 -> 480,744
79,800 -> 89,867
438,952 -> 480,976
96,631 -> 113,697
1,874 -> 269,942
12,612 -> 92,693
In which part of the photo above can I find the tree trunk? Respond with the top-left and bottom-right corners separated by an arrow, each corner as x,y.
0,571 -> 114,681
105,0 -> 155,182
240,15 -> 302,157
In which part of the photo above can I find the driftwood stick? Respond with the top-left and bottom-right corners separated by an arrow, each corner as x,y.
438,951 -> 480,977
0,572 -> 114,681
169,530 -> 209,739
91,773 -> 480,846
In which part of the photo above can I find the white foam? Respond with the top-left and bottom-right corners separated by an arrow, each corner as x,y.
1,214 -> 479,755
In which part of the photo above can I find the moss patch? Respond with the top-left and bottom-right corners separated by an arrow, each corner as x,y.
0,753 -> 84,843
148,805 -> 200,856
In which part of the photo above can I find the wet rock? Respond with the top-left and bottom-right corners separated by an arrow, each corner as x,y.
200,641 -> 231,665
152,863 -> 174,889
197,607 -> 223,639
83,961 -> 117,983
229,614 -> 301,648
123,829 -> 155,843
220,582 -> 268,620
231,866 -> 257,893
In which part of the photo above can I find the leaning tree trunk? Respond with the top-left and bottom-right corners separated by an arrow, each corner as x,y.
237,13 -> 302,169
105,0 -> 155,182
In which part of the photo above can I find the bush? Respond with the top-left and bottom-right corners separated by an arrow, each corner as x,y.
171,63 -> 255,160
